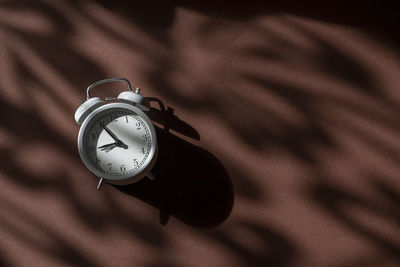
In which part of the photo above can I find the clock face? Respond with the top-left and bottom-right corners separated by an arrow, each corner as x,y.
81,106 -> 153,178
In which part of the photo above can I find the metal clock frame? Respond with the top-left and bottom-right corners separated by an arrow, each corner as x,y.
77,102 -> 158,185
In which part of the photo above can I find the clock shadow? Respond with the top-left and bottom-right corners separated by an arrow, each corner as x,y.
114,99 -> 234,227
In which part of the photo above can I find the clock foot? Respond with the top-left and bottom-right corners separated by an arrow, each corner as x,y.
146,171 -> 155,180
97,178 -> 104,190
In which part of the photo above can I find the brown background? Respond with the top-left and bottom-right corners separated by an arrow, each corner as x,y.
0,1 -> 400,266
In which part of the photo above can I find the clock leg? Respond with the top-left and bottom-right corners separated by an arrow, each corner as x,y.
145,171 -> 155,180
97,178 -> 104,190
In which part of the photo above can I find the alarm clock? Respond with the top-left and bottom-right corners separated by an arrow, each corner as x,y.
74,78 -> 158,190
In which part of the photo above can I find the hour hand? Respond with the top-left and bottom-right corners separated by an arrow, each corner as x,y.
98,143 -> 115,149
98,143 -> 117,152
100,125 -> 128,150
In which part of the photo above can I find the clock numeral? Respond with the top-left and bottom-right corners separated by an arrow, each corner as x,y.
107,163 -> 112,171
140,147 -> 145,154
111,115 -> 118,122
125,116 -> 129,123
120,165 -> 126,172
133,159 -> 138,166
143,134 -> 148,141
136,122 -> 141,130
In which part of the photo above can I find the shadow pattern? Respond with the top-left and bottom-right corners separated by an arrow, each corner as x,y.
0,0 -> 400,266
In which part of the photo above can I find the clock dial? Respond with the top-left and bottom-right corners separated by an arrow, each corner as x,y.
82,108 -> 152,177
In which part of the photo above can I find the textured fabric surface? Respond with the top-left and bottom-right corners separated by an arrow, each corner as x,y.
0,1 -> 399,266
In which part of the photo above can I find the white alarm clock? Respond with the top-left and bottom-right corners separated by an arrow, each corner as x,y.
74,78 -> 158,190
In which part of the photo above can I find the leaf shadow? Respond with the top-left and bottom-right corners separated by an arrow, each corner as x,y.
307,179 -> 400,260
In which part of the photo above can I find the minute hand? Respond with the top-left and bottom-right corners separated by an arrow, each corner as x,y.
103,125 -> 120,142
103,125 -> 128,149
